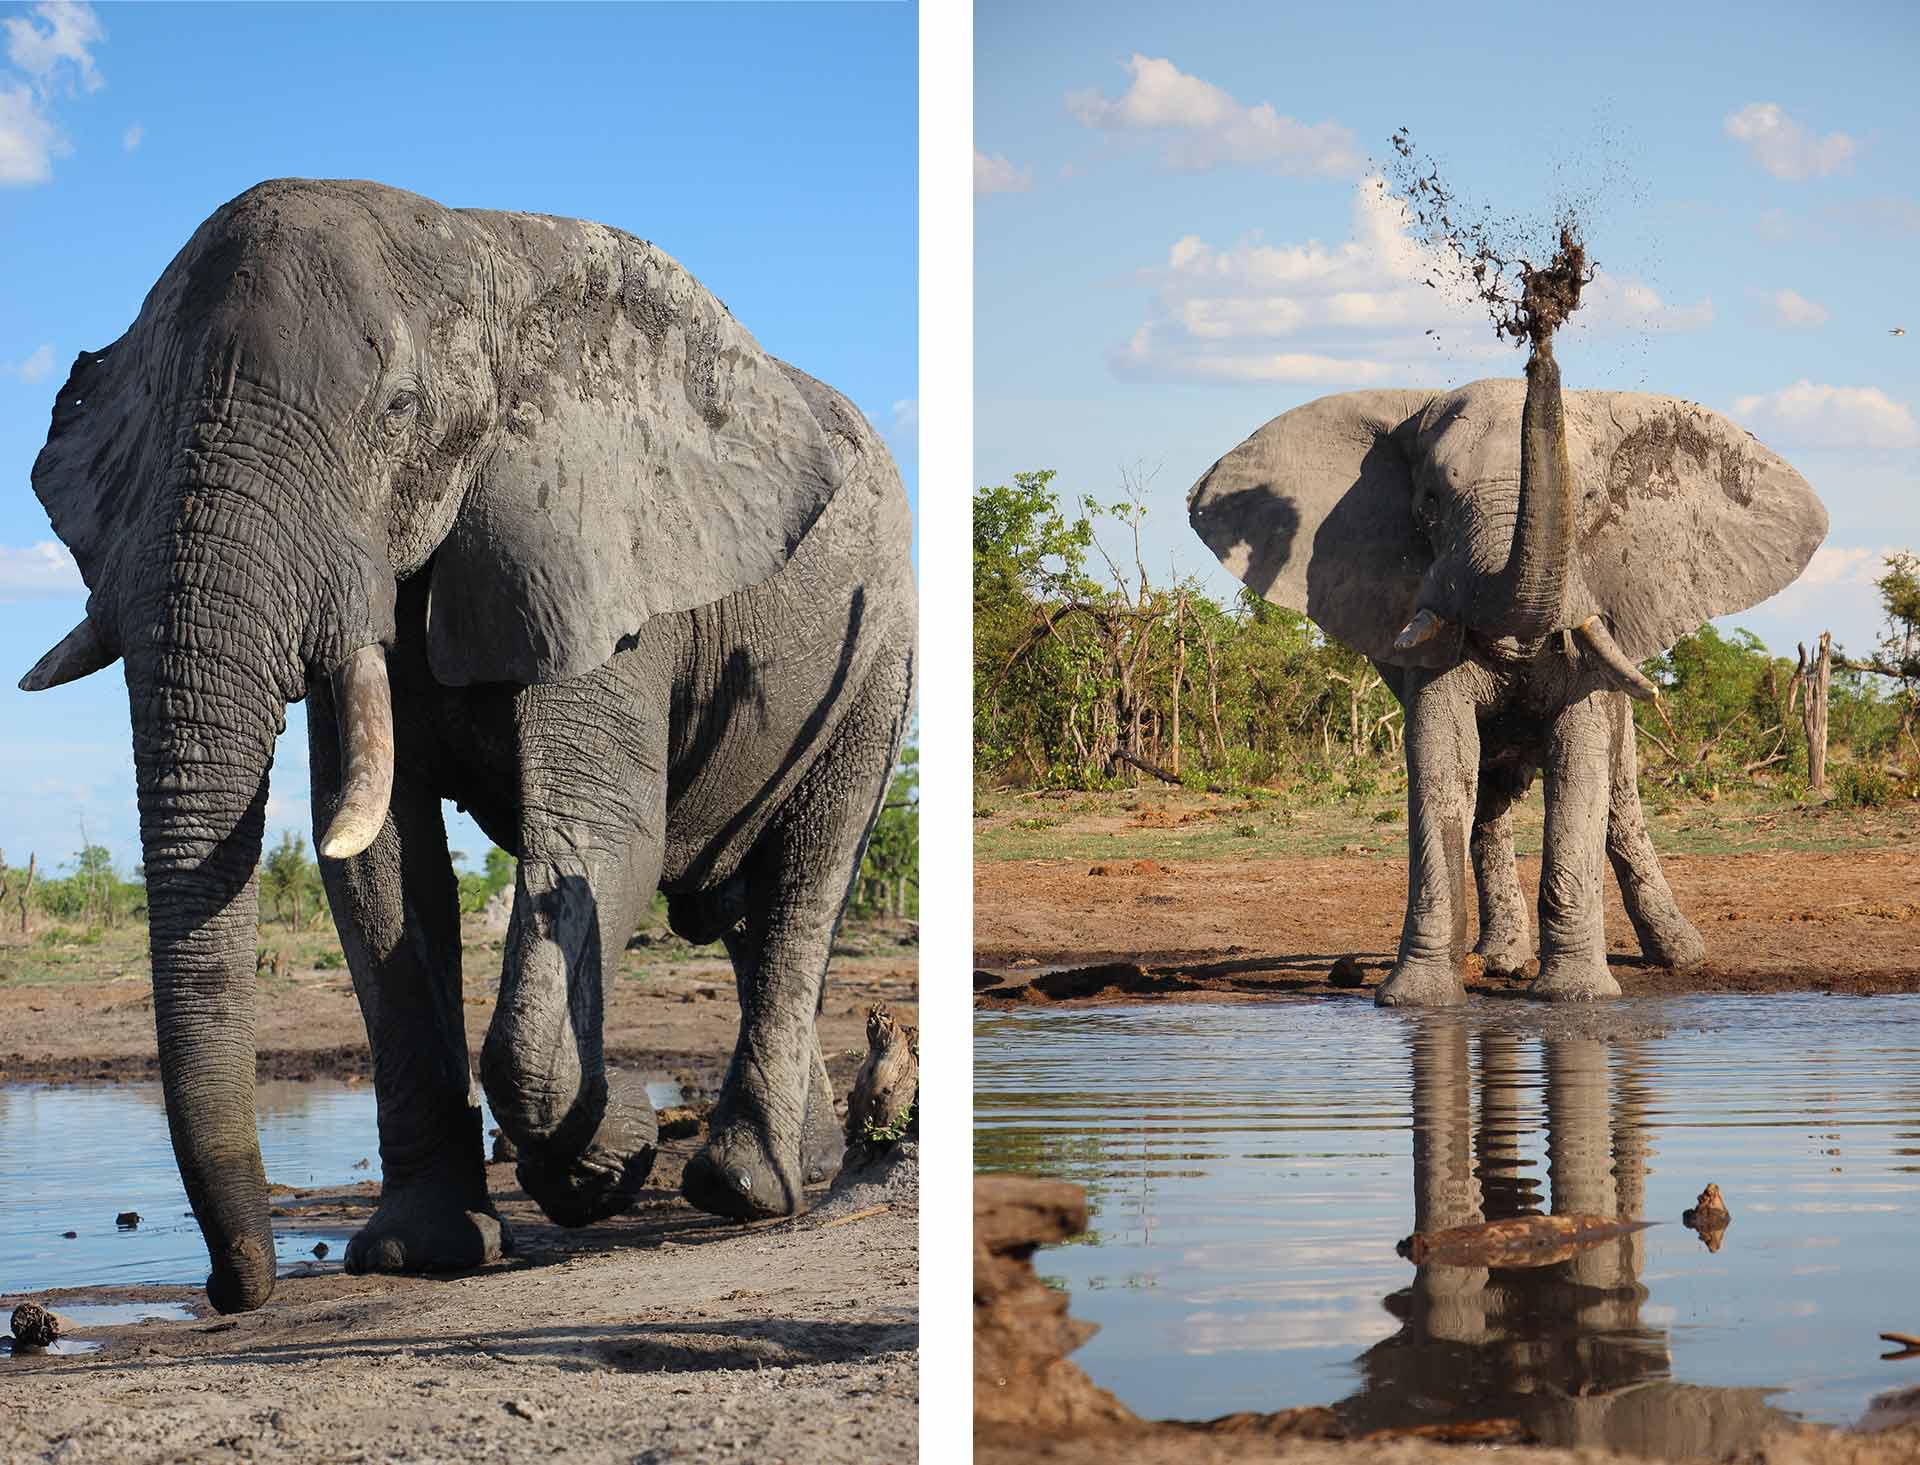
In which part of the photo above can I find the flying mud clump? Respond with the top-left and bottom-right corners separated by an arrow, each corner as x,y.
1387,127 -> 1597,353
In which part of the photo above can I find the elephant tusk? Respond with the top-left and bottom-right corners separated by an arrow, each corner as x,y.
1393,608 -> 1452,651
20,615 -> 119,691
319,644 -> 395,860
1576,615 -> 1659,702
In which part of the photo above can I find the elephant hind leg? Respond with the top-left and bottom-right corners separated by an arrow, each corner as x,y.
1603,693 -> 1706,970
683,641 -> 915,1220
1471,775 -> 1535,980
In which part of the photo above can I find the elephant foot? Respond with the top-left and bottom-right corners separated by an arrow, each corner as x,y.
1640,916 -> 1706,971
683,1118 -> 806,1221
1528,955 -> 1622,1002
1376,959 -> 1468,1008
346,1185 -> 513,1275
514,1074 -> 660,1228
801,1050 -> 845,1187
1474,930 -> 1537,982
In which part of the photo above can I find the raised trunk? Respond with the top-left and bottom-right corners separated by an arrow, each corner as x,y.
1482,345 -> 1576,641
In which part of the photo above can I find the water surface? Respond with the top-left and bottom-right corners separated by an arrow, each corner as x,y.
976,995 -> 1920,1455
0,1075 -> 685,1295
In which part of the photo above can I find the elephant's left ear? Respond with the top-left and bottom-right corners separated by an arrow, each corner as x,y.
426,235 -> 841,686
1565,393 -> 1828,664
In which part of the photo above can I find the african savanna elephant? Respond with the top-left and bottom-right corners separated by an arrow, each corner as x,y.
18,179 -> 916,1312
1189,349 -> 1824,1005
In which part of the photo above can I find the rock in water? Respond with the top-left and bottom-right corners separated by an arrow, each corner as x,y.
10,1303 -> 59,1348
1683,1183 -> 1731,1251
311,1241 -> 329,1259
1397,1213 -> 1653,1268
114,1211 -> 140,1228
1327,956 -> 1366,989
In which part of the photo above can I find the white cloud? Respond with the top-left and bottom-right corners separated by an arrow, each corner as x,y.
1580,273 -> 1714,333
974,149 -> 1032,195
0,1 -> 104,187
0,80 -> 56,181
1753,287 -> 1829,328
1067,55 -> 1358,177
0,540 -> 84,599
120,119 -> 138,151
1107,177 -> 1700,387
1723,102 -> 1856,182
1730,380 -> 1918,449
4,341 -> 55,380
4,0 -> 104,89
1745,543 -> 1915,642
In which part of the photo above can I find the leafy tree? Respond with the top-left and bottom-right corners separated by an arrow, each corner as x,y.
851,746 -> 917,919
260,831 -> 324,930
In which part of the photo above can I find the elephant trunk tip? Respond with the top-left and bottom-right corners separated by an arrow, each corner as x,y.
319,644 -> 394,860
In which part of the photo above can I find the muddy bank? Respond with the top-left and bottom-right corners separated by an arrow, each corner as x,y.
975,849 -> 1920,1005
0,941 -> 916,1087
973,1176 -> 1920,1465
4,1142 -> 917,1463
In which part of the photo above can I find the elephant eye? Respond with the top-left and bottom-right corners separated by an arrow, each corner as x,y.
385,391 -> 417,415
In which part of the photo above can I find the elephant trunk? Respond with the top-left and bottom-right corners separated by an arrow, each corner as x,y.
128,627 -> 287,1313
1482,344 -> 1577,642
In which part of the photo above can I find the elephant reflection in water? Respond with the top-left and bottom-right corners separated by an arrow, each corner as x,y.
1338,1021 -> 1789,1455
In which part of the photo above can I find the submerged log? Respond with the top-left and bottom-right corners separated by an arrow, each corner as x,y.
1397,1212 -> 1653,1269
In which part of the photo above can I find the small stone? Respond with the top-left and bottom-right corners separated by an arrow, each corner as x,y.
115,1211 -> 140,1228
311,1241 -> 329,1259
1327,956 -> 1366,989
61,1231 -> 77,1240
11,1303 -> 60,1348
504,1399 -> 542,1422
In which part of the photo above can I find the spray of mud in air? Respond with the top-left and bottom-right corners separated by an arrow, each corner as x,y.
1383,127 -> 1597,365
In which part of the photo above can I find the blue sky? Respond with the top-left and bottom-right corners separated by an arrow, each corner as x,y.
977,0 -> 1918,672
0,1 -> 915,879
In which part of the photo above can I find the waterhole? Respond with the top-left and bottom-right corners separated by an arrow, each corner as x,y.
0,1074 -> 686,1297
975,995 -> 1920,1455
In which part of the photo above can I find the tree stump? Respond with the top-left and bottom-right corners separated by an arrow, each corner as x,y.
845,1004 -> 917,1146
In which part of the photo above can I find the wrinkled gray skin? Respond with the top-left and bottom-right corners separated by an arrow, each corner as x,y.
18,179 -> 916,1313
1190,347 -> 1825,1007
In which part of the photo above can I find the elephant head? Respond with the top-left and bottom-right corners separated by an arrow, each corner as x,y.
1187,362 -> 1827,689
18,178 -> 843,1311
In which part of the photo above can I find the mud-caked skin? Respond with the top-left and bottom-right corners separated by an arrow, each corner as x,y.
18,179 -> 915,1312
1190,345 -> 1824,1007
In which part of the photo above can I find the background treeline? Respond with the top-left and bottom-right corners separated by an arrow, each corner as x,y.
0,752 -> 918,939
976,469 -> 1920,808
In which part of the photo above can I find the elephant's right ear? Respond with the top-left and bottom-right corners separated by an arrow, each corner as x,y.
425,230 -> 841,687
1188,388 -> 1437,663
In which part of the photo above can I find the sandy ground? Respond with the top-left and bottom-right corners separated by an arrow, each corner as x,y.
975,847 -> 1920,1003
0,922 -> 918,1464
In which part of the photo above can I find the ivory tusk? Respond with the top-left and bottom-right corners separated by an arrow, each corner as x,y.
318,644 -> 395,860
1393,607 -> 1452,651
1576,614 -> 1659,702
20,616 -> 118,691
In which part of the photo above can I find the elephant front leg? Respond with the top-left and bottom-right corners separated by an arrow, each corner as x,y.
1530,694 -> 1621,1001
480,680 -> 667,1228
308,690 -> 510,1276
684,648 -> 914,1219
1471,777 -> 1535,979
1378,664 -> 1479,1008
1602,692 -> 1705,969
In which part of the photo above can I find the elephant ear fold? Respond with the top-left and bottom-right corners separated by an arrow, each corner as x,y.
1188,388 -> 1437,664
1566,393 -> 1828,664
426,238 -> 841,687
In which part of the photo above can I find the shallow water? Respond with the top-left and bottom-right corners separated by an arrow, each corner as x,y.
0,1075 -> 685,1296
975,995 -> 1920,1455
